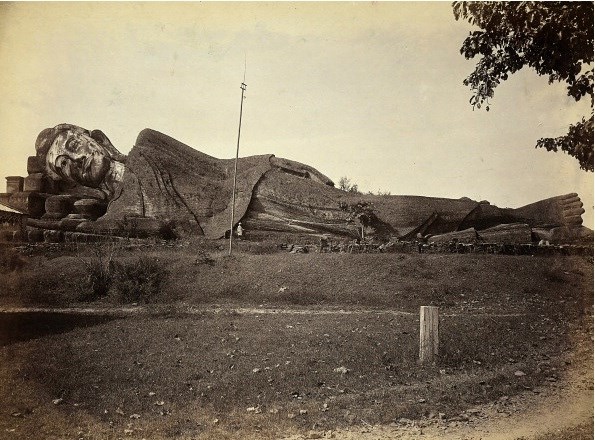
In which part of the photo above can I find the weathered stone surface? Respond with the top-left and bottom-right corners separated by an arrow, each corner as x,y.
548,225 -> 594,244
532,228 -> 554,242
59,217 -> 88,231
513,193 -> 584,227
12,124 -> 592,243
458,202 -> 516,231
23,173 -> 45,192
73,199 -> 107,220
97,129 -> 277,239
77,216 -> 171,239
27,156 -> 45,175
6,176 -> 24,194
66,213 -> 91,220
428,228 -> 478,244
64,231 -> 122,243
35,124 -> 125,198
42,212 -> 69,220
54,181 -> 105,200
43,229 -> 64,243
27,227 -> 44,242
27,218 -> 62,230
0,193 -> 10,209
45,195 -> 79,216
28,193 -> 49,218
478,223 -> 532,244
0,191 -> 47,218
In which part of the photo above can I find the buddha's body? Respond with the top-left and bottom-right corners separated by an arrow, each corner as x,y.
2,124 -> 588,244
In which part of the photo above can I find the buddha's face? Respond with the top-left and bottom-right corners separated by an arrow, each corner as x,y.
46,129 -> 112,188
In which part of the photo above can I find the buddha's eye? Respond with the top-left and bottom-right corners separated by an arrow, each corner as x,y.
65,138 -> 79,152
57,158 -> 69,170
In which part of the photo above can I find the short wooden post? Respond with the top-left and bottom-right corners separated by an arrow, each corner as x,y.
419,306 -> 439,365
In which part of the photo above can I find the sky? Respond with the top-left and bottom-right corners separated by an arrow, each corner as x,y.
0,2 -> 592,228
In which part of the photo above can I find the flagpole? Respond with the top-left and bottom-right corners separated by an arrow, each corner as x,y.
229,81 -> 247,256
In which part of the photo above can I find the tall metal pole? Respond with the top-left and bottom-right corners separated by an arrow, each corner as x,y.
229,82 -> 247,256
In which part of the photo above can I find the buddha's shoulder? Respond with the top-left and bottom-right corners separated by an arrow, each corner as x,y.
131,128 -> 219,163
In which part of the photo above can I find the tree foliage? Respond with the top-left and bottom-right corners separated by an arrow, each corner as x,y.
453,1 -> 594,171
338,176 -> 361,193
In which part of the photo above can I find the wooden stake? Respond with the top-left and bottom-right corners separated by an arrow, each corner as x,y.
419,306 -> 439,365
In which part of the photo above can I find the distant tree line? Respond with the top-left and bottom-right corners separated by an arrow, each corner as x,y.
337,176 -> 391,196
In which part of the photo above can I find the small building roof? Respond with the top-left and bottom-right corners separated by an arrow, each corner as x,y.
0,201 -> 26,215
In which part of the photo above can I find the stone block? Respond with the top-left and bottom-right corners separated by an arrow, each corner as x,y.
75,216 -> 159,238
59,217 -> 88,231
43,229 -> 64,243
45,195 -> 78,215
66,213 -> 92,220
532,228 -> 553,242
74,199 -> 107,220
1,191 -> 47,218
429,228 -> 478,244
65,232 -> 117,243
42,212 -> 69,220
25,192 -> 47,218
42,176 -> 62,194
27,228 -> 44,242
24,173 -> 45,192
27,218 -> 62,230
6,176 -> 24,193
0,193 -> 10,207
478,223 -> 532,244
548,226 -> 594,244
27,156 -> 45,174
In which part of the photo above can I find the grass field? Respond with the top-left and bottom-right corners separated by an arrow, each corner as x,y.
3,241 -> 593,313
0,241 -> 592,439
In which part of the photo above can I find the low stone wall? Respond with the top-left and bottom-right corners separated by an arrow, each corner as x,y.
317,240 -> 593,256
417,241 -> 593,256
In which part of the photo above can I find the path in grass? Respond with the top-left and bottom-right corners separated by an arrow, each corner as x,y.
0,304 -> 526,318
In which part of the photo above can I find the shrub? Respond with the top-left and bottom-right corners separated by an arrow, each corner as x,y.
113,257 -> 168,303
543,268 -> 568,284
77,242 -> 119,301
195,248 -> 215,265
158,220 -> 178,241
0,246 -> 27,272
84,261 -> 115,300
338,176 -> 361,194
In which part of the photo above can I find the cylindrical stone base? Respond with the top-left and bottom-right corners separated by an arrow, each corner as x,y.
6,176 -> 24,194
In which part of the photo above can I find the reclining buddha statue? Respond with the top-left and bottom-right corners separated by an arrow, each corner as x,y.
1,123 -> 589,244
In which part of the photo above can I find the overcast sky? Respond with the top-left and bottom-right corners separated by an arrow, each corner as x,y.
0,2 -> 592,227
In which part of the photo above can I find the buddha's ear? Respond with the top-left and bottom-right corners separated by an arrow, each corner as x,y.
90,129 -> 127,162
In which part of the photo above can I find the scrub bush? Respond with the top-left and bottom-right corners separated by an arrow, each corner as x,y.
113,257 -> 168,303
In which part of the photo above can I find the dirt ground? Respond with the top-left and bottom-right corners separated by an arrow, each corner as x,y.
0,244 -> 592,439
284,332 -> 594,440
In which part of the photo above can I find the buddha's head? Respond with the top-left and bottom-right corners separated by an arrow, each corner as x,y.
35,124 -> 126,195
